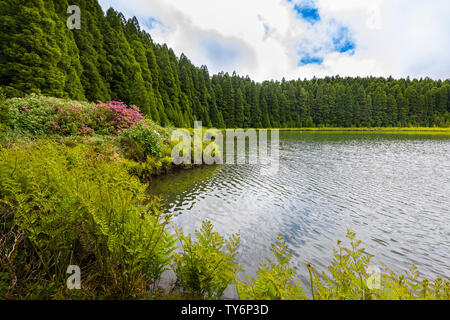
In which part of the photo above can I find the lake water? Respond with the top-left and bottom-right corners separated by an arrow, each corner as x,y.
149,131 -> 450,284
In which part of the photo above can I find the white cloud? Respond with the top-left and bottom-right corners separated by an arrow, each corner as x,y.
98,0 -> 450,81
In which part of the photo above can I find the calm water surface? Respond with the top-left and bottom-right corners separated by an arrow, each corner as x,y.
150,132 -> 450,283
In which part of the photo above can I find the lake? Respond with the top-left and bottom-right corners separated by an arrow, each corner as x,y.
149,131 -> 450,285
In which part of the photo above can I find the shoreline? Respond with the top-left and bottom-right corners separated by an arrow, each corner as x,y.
275,127 -> 450,133
209,127 -> 450,135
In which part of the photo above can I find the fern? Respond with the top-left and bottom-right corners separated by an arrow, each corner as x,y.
237,234 -> 308,300
172,220 -> 241,300
0,140 -> 175,299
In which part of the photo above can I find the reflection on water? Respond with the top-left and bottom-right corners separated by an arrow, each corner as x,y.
149,132 -> 450,282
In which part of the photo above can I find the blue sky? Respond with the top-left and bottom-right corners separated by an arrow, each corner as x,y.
98,0 -> 450,81
292,2 -> 320,24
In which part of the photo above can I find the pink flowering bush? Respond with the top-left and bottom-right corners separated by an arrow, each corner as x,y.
80,126 -> 95,135
51,103 -> 92,135
93,101 -> 144,135
2,95 -> 145,136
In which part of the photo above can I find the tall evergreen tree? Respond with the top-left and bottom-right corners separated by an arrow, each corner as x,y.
1,0 -> 449,129
0,0 -> 65,97
71,0 -> 111,101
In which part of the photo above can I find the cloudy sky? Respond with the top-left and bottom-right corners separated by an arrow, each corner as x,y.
98,0 -> 450,82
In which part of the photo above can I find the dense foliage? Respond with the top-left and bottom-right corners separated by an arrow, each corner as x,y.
238,231 -> 449,300
121,123 -> 162,158
0,140 -> 176,299
1,0 -> 449,129
172,221 -> 241,300
0,95 -> 144,137
305,230 -> 449,300
236,235 -> 308,300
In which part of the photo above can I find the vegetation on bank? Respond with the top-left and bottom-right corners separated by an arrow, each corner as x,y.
0,94 -> 211,180
1,95 -> 449,300
289,127 -> 450,132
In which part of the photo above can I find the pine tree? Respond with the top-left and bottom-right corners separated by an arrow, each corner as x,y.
48,0 -> 85,100
1,0 -> 448,130
221,74 -> 235,127
386,94 -> 398,126
249,84 -> 262,128
0,0 -> 65,97
71,0 -> 111,101
439,86 -> 449,114
234,88 -> 245,128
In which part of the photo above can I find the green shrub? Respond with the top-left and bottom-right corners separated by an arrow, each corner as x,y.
161,156 -> 173,168
237,235 -> 308,300
172,220 -> 241,299
0,87 -> 6,102
306,230 -> 374,300
0,140 -> 176,299
0,98 -> 8,139
121,123 -> 162,159
0,88 -> 6,133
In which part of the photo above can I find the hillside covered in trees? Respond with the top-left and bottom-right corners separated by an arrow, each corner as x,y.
0,0 -> 449,128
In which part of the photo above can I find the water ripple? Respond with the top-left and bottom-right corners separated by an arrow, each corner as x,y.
150,132 -> 450,280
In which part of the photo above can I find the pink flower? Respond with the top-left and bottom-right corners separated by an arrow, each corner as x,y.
21,106 -> 31,113
80,126 -> 94,135
48,121 -> 61,131
93,100 -> 144,134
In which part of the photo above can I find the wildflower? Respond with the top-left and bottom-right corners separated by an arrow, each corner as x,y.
21,106 -> 31,113
93,100 -> 144,134
80,126 -> 94,135
48,121 -> 61,131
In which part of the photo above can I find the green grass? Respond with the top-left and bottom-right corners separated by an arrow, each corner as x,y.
204,127 -> 450,136
279,127 -> 450,133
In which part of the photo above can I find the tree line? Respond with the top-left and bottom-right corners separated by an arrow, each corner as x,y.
1,0 -> 449,128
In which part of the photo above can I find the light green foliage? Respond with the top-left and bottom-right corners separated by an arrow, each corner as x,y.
237,235 -> 308,300
0,140 -> 176,299
376,264 -> 450,300
121,122 -> 162,158
172,220 -> 241,299
306,230 -> 450,300
3,95 -> 93,136
306,230 -> 375,300
237,230 -> 449,300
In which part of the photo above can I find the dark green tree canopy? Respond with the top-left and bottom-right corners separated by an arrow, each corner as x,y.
1,0 -> 449,128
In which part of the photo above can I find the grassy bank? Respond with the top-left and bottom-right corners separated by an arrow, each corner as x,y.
1,95 -> 449,300
279,127 -> 450,134
194,127 -> 450,136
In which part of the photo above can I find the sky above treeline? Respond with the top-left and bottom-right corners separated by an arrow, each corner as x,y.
98,0 -> 450,82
